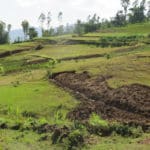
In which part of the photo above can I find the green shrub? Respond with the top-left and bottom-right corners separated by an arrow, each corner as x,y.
110,123 -> 143,137
0,118 -> 8,129
73,121 -> 86,130
89,113 -> 108,128
99,35 -> 143,47
88,113 -> 110,136
11,81 -> 20,87
0,64 -> 5,75
22,110 -> 38,118
22,118 -> 38,131
68,129 -> 84,150
129,126 -> 143,138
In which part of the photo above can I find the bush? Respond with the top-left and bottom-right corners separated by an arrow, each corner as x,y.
99,35 -> 143,47
110,123 -> 143,137
22,110 -> 38,118
0,64 -> 5,75
0,118 -> 8,129
89,113 -> 108,128
88,113 -> 110,136
22,118 -> 38,131
68,129 -> 84,150
35,44 -> 43,50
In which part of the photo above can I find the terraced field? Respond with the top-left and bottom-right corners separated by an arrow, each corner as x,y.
0,22 -> 150,150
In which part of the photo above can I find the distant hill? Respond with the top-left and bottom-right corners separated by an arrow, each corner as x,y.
10,28 -> 42,42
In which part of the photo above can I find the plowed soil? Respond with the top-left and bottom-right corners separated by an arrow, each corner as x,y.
0,47 -> 33,58
50,71 -> 150,128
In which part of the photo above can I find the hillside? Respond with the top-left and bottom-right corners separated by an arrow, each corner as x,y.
0,22 -> 150,150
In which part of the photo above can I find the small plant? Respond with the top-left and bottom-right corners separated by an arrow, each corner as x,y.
129,126 -> 143,138
11,81 -> 20,87
73,121 -> 86,130
106,54 -> 111,59
38,118 -> 48,125
54,110 -> 64,124
9,120 -> 22,130
110,123 -> 143,137
22,118 -> 38,131
88,113 -> 110,136
22,110 -> 38,118
89,113 -> 108,128
0,64 -> 5,75
0,118 -> 8,129
67,129 -> 84,150
46,59 -> 57,78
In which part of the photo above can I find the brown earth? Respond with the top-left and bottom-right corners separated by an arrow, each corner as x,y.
23,54 -> 106,66
50,71 -> 150,128
138,138 -> 150,144
0,47 -> 33,58
137,55 -> 150,58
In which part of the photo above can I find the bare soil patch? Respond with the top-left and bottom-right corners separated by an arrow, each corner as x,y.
23,54 -> 106,66
0,47 -> 33,58
50,71 -> 150,128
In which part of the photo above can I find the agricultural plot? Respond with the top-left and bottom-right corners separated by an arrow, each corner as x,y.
0,23 -> 150,150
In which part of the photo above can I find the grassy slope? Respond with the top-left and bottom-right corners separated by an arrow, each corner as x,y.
0,22 -> 150,149
86,22 -> 150,36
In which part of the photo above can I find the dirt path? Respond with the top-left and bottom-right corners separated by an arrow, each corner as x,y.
50,71 -> 150,128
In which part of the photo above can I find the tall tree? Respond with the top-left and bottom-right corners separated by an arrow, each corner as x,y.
57,12 -> 64,35
7,24 -> 11,33
58,12 -> 63,25
129,0 -> 146,23
38,13 -> 46,36
74,20 -> 84,36
0,21 -> 8,44
147,0 -> 150,20
112,10 -> 126,26
121,0 -> 130,20
7,24 -> 12,43
21,20 -> 29,40
28,27 -> 38,40
47,11 -> 51,30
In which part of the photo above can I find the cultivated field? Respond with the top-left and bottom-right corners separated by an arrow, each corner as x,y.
0,22 -> 150,150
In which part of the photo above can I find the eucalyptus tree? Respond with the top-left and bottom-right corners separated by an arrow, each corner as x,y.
7,24 -> 12,43
38,13 -> 46,36
121,0 -> 130,21
58,12 -> 63,25
21,20 -> 29,40
57,12 -> 64,35
7,24 -> 11,33
129,0 -> 146,23
28,27 -> 38,40
147,0 -> 150,20
74,20 -> 84,36
0,21 -> 8,44
47,11 -> 52,30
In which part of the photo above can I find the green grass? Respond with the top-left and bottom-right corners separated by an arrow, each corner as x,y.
0,42 -> 36,53
52,45 -> 150,87
0,80 -> 77,123
0,129 -> 63,150
0,22 -> 149,149
83,134 -> 150,150
31,44 -> 120,59
86,22 -> 150,37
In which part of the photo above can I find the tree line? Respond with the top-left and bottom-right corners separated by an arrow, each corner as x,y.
0,21 -> 11,44
0,0 -> 150,44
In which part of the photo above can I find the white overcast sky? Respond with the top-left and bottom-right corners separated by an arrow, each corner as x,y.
0,0 -> 138,29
